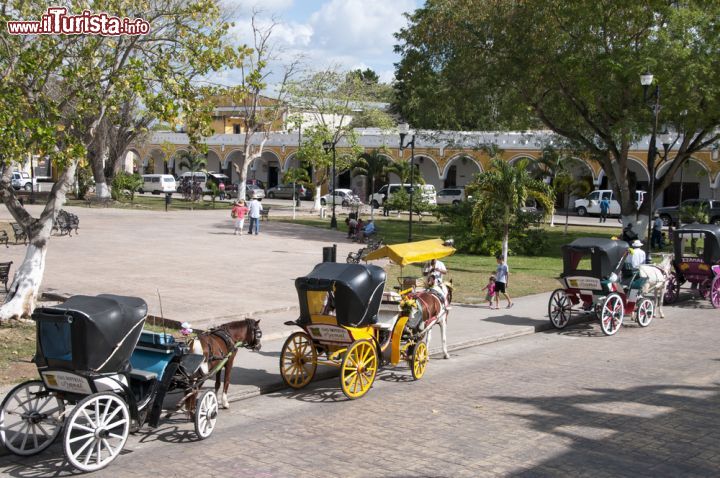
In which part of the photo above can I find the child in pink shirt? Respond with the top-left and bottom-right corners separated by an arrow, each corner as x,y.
481,275 -> 496,308
231,201 -> 249,235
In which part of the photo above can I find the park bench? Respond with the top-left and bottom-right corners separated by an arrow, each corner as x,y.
10,223 -> 27,245
0,230 -> 7,248
0,261 -> 12,292
260,206 -> 271,221
53,210 -> 80,236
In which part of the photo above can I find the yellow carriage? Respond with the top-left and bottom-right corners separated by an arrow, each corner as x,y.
280,239 -> 455,399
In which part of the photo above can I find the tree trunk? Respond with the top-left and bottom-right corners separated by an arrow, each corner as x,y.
88,126 -> 111,199
313,181 -> 323,213
1,162 -> 77,320
502,221 -> 509,262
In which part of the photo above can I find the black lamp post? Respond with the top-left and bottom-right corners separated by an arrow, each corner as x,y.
641,70 -> 661,262
399,123 -> 415,242
322,140 -> 337,229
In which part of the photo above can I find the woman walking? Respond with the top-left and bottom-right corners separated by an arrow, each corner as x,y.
231,200 -> 249,235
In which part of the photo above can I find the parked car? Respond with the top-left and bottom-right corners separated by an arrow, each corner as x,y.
266,183 -> 310,200
436,187 -> 466,206
320,189 -> 361,207
11,171 -> 33,191
139,174 -> 176,194
245,184 -> 265,200
574,189 -> 645,217
370,183 -> 437,208
656,198 -> 720,226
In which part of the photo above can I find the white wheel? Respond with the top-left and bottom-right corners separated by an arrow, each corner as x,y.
600,293 -> 624,336
194,390 -> 218,440
63,392 -> 129,472
548,289 -> 572,329
636,298 -> 654,327
0,380 -> 65,456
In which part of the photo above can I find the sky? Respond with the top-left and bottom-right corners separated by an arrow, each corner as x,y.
214,0 -> 423,87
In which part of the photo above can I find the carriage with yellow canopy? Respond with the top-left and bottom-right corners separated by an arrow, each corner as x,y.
279,239 -> 455,399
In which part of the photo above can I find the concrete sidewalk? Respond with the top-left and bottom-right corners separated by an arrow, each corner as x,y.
223,291 -> 560,402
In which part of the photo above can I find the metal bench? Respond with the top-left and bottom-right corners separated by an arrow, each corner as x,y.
0,262 -> 12,292
260,206 -> 271,221
53,210 -> 79,236
0,230 -> 7,248
10,223 -> 27,245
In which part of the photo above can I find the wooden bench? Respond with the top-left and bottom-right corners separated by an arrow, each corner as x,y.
260,206 -> 271,221
0,262 -> 12,292
0,230 -> 7,248
10,223 -> 27,245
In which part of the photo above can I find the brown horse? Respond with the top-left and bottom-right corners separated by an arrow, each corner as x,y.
412,276 -> 452,359
188,319 -> 262,408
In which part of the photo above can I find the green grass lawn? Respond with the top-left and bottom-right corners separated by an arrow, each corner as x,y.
278,214 -> 633,303
65,195 -> 233,211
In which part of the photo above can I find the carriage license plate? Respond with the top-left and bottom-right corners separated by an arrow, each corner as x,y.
565,276 -> 601,290
307,325 -> 353,344
42,371 -> 92,394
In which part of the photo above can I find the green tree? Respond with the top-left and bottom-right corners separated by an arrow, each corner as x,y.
553,172 -> 592,234
177,151 -> 208,203
111,172 -> 143,202
0,0 -> 241,319
350,149 -> 391,204
385,160 -> 424,186
466,158 -> 555,261
394,0 -> 720,232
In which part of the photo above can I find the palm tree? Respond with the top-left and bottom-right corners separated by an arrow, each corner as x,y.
385,159 -> 425,185
553,172 -> 592,234
350,149 -> 391,219
178,151 -> 207,204
467,157 -> 555,261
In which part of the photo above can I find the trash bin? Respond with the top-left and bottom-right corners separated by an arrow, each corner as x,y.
165,193 -> 172,211
322,244 -> 337,263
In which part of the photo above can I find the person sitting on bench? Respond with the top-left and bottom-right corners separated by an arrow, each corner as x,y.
360,220 -> 376,242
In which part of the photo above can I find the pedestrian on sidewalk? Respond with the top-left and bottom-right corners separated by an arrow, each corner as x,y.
231,200 -> 248,235
219,181 -> 226,200
481,275 -> 496,308
494,256 -> 513,309
651,213 -> 663,249
599,197 -> 610,223
247,197 -> 263,235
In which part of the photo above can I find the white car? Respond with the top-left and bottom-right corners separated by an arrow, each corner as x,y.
436,187 -> 466,205
321,189 -> 361,207
11,171 -> 33,191
575,190 -> 645,216
371,183 -> 437,207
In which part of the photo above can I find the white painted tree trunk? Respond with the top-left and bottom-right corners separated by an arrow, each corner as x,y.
95,181 -> 110,199
1,243 -> 48,320
621,214 -> 650,241
313,183 -> 322,213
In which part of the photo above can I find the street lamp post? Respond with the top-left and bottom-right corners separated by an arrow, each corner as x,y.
641,71 -> 661,262
322,140 -> 338,229
399,123 -> 415,242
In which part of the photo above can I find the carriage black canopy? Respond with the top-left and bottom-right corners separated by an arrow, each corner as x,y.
673,223 -> 720,265
295,263 -> 386,327
561,238 -> 628,279
33,294 -> 148,373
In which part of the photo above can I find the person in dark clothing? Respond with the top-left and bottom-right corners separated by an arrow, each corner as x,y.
621,223 -> 639,244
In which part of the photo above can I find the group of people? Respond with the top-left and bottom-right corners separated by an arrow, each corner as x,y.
479,256 -> 513,309
345,213 -> 376,242
230,197 -> 263,235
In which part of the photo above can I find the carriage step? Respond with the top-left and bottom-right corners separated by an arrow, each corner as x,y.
129,369 -> 158,382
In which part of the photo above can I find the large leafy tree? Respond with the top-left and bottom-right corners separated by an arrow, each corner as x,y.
0,0 -> 243,319
394,0 -> 720,233
466,158 -> 554,261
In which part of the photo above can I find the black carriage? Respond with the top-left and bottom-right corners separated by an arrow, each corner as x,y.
0,294 -> 217,472
548,238 -> 655,335
664,223 -> 720,307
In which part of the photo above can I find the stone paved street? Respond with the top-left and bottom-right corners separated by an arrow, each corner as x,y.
1,304 -> 718,477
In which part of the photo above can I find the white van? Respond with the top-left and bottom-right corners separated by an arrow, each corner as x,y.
574,189 -> 645,216
371,183 -> 437,207
140,174 -> 176,194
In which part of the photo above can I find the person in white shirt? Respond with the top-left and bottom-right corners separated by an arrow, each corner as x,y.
627,239 -> 647,269
247,198 -> 263,235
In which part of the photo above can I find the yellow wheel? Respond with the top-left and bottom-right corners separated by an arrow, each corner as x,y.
280,332 -> 317,389
410,341 -> 429,380
340,339 -> 378,400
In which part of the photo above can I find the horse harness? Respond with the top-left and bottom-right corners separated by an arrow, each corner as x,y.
200,324 -> 260,362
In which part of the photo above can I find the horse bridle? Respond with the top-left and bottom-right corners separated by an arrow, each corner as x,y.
247,320 -> 262,351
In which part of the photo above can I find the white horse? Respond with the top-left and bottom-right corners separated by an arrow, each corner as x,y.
638,254 -> 673,318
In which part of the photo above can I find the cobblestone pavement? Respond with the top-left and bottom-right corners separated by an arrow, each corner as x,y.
1,307 -> 718,478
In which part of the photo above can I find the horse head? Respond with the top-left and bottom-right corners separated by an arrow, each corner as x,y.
245,318 -> 262,352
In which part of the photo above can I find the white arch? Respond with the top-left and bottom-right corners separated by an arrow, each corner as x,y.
507,154 -> 536,166
222,149 -> 244,168
656,156 -> 712,188
441,154 -> 483,179
405,153 -> 441,179
597,156 -> 650,187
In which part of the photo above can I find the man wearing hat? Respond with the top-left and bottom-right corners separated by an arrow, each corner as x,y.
651,213 -> 663,249
627,239 -> 647,269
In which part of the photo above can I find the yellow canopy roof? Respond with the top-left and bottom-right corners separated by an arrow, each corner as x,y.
364,238 -> 456,266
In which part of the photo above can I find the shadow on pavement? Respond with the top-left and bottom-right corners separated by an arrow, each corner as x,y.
483,314 -> 547,327
488,383 -> 720,476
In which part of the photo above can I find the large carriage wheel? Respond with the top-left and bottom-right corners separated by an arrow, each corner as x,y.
663,272 -> 680,304
410,340 -> 429,380
635,298 -> 654,327
63,392 -> 129,473
711,276 -> 720,309
699,279 -> 712,300
340,339 -> 378,400
0,380 -> 65,456
193,389 -> 218,440
280,332 -> 318,389
600,293 -> 624,336
548,289 -> 572,329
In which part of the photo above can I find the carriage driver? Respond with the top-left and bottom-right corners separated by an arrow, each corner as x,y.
626,239 -> 647,269
424,258 -> 449,299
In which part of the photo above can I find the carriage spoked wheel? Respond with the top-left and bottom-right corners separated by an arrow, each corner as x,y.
410,340 -> 429,380
340,339 -> 378,400
63,392 -> 129,472
194,389 -> 218,440
711,276 -> 720,309
635,298 -> 654,327
280,332 -> 318,389
599,293 -> 624,336
699,279 -> 712,300
663,272 -> 680,304
0,380 -> 65,456
548,289 -> 572,329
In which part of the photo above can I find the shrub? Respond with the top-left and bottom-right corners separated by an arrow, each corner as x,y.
111,172 -> 143,201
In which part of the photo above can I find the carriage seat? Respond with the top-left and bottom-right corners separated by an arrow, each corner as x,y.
374,308 -> 398,330
129,368 -> 157,382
